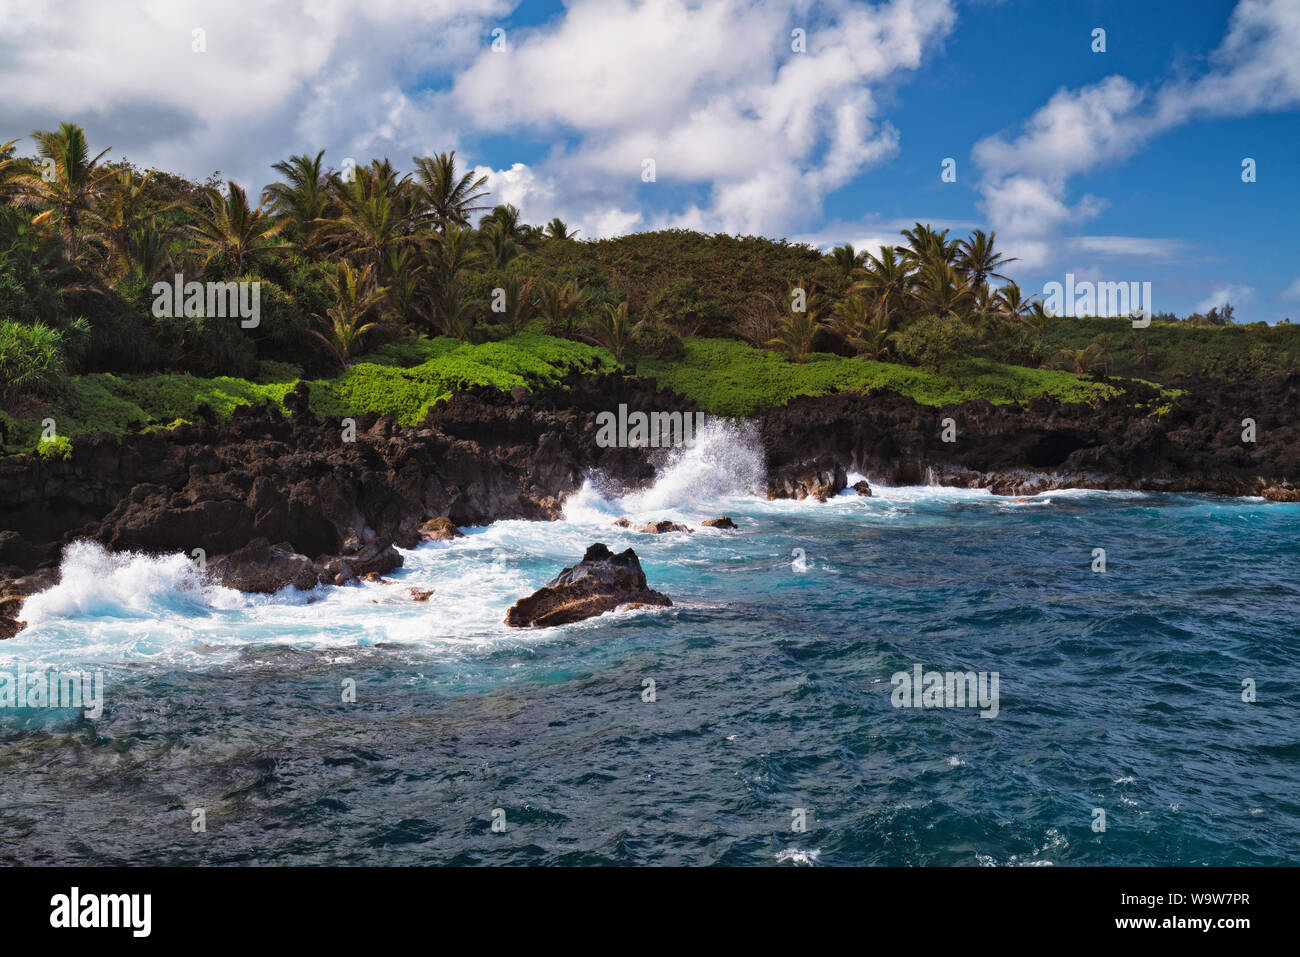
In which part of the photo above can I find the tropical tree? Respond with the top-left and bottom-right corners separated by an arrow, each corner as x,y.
957,229 -> 1016,286
412,151 -> 490,232
828,243 -> 866,281
21,123 -> 116,260
420,280 -> 479,340
994,281 -> 1036,321
538,278 -> 588,336
478,220 -> 520,269
766,285 -> 824,363
1019,300 -> 1052,347
490,275 -> 537,335
584,300 -> 634,363
188,180 -> 286,274
851,245 -> 911,326
90,169 -> 179,280
1060,343 -> 1100,376
908,260 -> 973,320
311,261 -> 387,366
898,222 -> 957,271
0,139 -> 31,201
263,150 -> 330,246
544,217 -> 579,240
315,161 -> 415,270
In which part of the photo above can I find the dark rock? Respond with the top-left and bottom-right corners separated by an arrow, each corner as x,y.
701,516 -> 737,529
208,538 -> 321,593
419,517 -> 464,541
408,587 -> 434,602
851,480 -> 872,496
612,518 -> 631,528
505,543 -> 672,628
640,520 -> 693,534
767,457 -> 847,502
1262,484 -> 1300,502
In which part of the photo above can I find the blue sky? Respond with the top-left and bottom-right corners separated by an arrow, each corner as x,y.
1,0 -> 1296,320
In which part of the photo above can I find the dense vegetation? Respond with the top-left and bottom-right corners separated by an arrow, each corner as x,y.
1,122 -> 1294,456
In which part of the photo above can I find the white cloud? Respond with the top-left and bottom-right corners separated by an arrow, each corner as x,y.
445,0 -> 956,236
0,0 -> 512,189
1195,284 -> 1254,313
1282,277 -> 1300,300
1071,236 -> 1187,260
972,0 -> 1300,271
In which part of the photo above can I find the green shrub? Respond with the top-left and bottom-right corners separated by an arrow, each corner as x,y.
893,314 -> 981,372
36,434 -> 72,460
642,278 -> 727,337
0,319 -> 68,398
636,337 -> 1116,417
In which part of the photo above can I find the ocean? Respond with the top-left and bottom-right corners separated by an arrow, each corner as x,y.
2,421 -> 1297,866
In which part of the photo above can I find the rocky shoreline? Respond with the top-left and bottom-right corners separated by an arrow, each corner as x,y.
2,369 -> 1297,636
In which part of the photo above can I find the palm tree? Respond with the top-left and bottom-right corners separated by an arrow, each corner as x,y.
538,279 -> 588,336
90,169 -> 179,280
908,260 -> 973,319
833,296 -> 895,359
994,281 -> 1036,321
412,151 -> 490,232
189,180 -> 287,274
312,261 -> 387,366
766,285 -> 824,363
829,243 -> 866,281
21,123 -> 116,260
0,139 -> 31,201
544,217 -> 579,240
478,220 -> 520,269
1060,344 -> 1100,376
851,245 -> 911,326
491,275 -> 537,335
263,150 -> 329,246
898,223 -> 957,271
1019,301 -> 1052,347
382,245 -> 423,322
420,280 -> 478,340
315,161 -> 415,270
957,229 -> 1016,286
585,301 -> 634,363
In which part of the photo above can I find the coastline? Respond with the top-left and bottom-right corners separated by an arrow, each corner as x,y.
3,368 -> 1297,638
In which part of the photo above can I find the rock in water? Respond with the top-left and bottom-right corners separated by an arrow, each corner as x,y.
701,516 -> 737,529
851,480 -> 872,497
419,517 -> 464,541
640,520 -> 693,534
505,543 -> 672,627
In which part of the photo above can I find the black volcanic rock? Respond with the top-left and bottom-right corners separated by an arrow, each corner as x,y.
504,543 -> 672,628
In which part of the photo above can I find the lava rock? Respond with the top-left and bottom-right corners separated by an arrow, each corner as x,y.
701,516 -> 737,529
505,543 -> 672,628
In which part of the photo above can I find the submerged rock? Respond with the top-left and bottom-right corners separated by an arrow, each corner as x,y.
612,518 -> 631,528
701,516 -> 737,529
851,480 -> 872,497
505,543 -> 672,628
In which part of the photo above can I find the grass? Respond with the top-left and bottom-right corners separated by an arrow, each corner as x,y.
636,338 -> 1119,417
0,334 -> 616,453
0,332 -> 1138,456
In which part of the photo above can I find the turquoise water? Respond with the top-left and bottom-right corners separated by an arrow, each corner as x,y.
2,424 -> 1297,865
